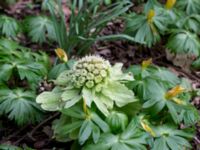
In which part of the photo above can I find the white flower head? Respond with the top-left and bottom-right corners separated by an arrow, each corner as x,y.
71,55 -> 111,88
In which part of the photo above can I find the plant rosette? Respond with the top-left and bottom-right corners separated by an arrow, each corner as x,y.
36,55 -> 137,116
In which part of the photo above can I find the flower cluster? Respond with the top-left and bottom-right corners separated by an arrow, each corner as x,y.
70,56 -> 111,89
36,55 -> 136,116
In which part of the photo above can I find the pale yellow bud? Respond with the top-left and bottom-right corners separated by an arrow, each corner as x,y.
147,9 -> 155,23
165,85 -> 185,99
165,0 -> 176,10
55,48 -> 68,62
142,58 -> 152,69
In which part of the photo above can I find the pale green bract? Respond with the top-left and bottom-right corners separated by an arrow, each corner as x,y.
36,56 -> 136,116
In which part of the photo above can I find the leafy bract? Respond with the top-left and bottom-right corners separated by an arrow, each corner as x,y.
0,88 -> 44,125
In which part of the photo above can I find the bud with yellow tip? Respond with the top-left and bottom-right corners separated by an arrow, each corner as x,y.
165,0 -> 176,10
141,121 -> 156,137
142,58 -> 152,70
55,48 -> 68,62
147,9 -> 155,23
165,85 -> 185,99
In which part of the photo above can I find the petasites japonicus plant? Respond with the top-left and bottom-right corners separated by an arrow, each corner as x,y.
36,55 -> 137,116
36,56 -> 199,149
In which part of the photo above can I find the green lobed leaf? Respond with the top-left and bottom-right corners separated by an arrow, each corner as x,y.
0,88 -> 44,125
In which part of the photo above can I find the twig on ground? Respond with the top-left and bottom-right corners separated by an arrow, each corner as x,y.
28,112 -> 60,140
13,112 -> 59,145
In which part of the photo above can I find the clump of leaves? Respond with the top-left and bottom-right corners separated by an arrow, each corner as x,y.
0,15 -> 19,38
127,59 -> 199,125
37,57 -> 199,149
0,39 -> 49,125
84,117 -> 147,150
124,0 -> 200,68
0,38 -> 49,88
125,8 -> 168,47
46,0 -> 138,55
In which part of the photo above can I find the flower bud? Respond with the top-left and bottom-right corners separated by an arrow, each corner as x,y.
86,81 -> 94,88
95,75 -> 103,84
55,48 -> 68,62
87,73 -> 95,80
86,64 -> 95,72
147,9 -> 155,23
78,76 -> 86,84
81,69 -> 88,76
106,111 -> 128,134
165,85 -> 185,99
95,84 -> 103,92
93,69 -> 99,75
165,0 -> 176,10
100,70 -> 107,77
142,58 -> 152,70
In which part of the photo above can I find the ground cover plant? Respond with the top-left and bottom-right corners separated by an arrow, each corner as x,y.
0,0 -> 200,149
0,38 -> 49,125
124,0 -> 200,69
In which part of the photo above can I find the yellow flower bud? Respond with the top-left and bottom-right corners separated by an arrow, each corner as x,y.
55,48 -> 68,62
141,121 -> 156,137
147,9 -> 155,23
165,0 -> 176,10
142,58 -> 152,69
165,85 -> 185,99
